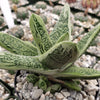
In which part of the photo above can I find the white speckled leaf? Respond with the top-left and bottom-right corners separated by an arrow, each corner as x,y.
55,65 -> 100,79
30,14 -> 52,54
39,41 -> 79,69
0,52 -> 43,70
50,3 -> 71,44
77,23 -> 100,57
0,33 -> 38,56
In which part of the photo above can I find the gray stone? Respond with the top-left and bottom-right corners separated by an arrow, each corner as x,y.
63,98 -> 68,100
16,82 -> 23,90
22,90 -> 31,99
20,70 -> 27,75
84,84 -> 99,92
94,61 -> 100,70
45,91 -> 50,96
49,93 -> 53,98
21,77 -> 27,84
81,91 -> 87,98
49,98 -> 53,100
28,83 -> 33,90
32,86 -> 38,92
39,94 -> 45,100
88,91 -> 96,96
32,89 -> 43,99
86,80 -> 98,86
87,46 -> 100,57
25,92 -> 31,99
18,93 -> 23,99
23,82 -> 28,90
20,0 -> 29,5
61,91 -> 70,98
55,92 -> 64,100
16,76 -> 21,82
84,97 -> 89,100
70,90 -> 76,98
67,97 -> 74,100
53,96 -> 57,100
76,93 -> 83,100
88,95 -> 95,100
45,96 -> 50,100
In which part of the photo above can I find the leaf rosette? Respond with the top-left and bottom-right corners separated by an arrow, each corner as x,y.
0,3 -> 100,91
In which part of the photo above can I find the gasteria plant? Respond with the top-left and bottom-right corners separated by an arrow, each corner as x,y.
66,0 -> 100,9
82,0 -> 100,9
0,3 -> 100,93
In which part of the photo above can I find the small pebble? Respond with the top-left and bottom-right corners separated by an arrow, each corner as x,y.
55,93 -> 64,100
39,94 -> 45,100
88,95 -> 95,100
45,91 -> 50,96
76,93 -> 83,100
28,83 -> 33,90
70,90 -> 76,98
61,91 -> 70,98
32,89 -> 43,99
45,96 -> 50,100
67,97 -> 74,100
63,98 -> 68,100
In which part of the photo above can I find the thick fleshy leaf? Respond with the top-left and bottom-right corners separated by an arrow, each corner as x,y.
0,52 -> 44,70
38,77 -> 47,91
77,23 -> 100,57
0,53 -> 59,75
49,84 -> 61,93
64,80 -> 81,91
39,41 -> 79,69
30,14 -> 52,54
50,3 -> 71,44
0,33 -> 38,56
26,74 -> 39,84
54,65 -> 100,79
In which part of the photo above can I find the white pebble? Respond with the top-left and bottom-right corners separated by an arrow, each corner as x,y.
32,89 -> 43,99
55,92 -> 64,100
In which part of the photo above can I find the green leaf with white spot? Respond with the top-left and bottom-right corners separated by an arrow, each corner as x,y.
0,33 -> 38,56
55,65 -> 100,79
30,14 -> 52,54
0,52 -> 44,70
39,41 -> 79,69
77,23 -> 100,57
50,3 -> 71,44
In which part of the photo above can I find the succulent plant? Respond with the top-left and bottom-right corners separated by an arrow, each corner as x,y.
74,15 -> 88,22
66,0 -> 100,9
0,3 -> 100,95
41,15 -> 48,24
7,26 -> 24,39
53,6 -> 63,15
0,16 -> 4,26
35,1 -> 47,9
16,7 -> 29,20
82,0 -> 100,9
12,0 -> 19,4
